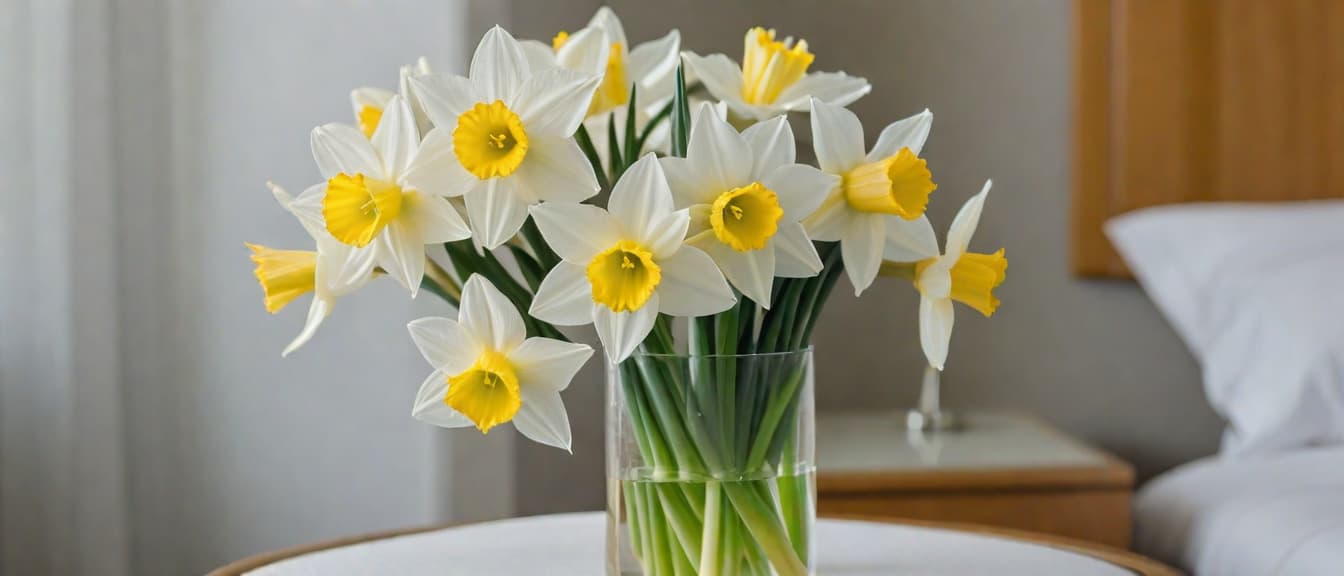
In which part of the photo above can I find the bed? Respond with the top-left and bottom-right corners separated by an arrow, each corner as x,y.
1135,448 -> 1344,576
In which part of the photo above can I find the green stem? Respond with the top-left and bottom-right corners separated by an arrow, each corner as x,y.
698,481 -> 723,576
723,482 -> 807,576
575,124 -> 612,193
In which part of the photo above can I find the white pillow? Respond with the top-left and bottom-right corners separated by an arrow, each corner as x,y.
1106,201 -> 1344,456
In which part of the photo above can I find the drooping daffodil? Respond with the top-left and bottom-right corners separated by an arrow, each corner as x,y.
247,183 -> 377,356
683,27 -> 870,123
409,275 -> 593,451
303,95 -> 472,295
882,182 -> 1006,370
804,98 -> 941,295
529,153 -> 736,363
351,57 -> 434,138
659,102 -> 834,306
411,26 -> 602,249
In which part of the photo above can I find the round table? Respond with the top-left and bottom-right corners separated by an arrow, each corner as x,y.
213,512 -> 1176,575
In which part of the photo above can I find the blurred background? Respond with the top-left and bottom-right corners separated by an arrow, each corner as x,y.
0,0 -> 1221,574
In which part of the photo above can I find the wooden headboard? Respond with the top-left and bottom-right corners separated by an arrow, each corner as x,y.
1071,0 -> 1344,277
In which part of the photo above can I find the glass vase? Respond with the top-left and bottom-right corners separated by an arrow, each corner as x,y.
605,349 -> 816,576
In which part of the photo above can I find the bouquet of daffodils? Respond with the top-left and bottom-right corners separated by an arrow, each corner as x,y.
249,8 -> 1005,574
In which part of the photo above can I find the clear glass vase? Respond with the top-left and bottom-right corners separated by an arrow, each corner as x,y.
606,349 -> 816,576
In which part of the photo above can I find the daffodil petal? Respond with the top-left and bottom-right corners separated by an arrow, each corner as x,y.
659,156 -> 717,209
698,239 -> 774,308
947,180 -> 991,260
842,213 -> 885,296
771,221 -> 824,278
510,337 -> 593,393
761,164 -> 835,221
404,191 -> 471,244
626,30 -> 680,88
407,316 -> 479,374
514,136 -> 599,203
514,67 -> 601,137
868,109 -> 933,161
275,182 -> 327,241
520,39 -> 558,72
376,222 -> 425,296
803,188 -> 852,242
410,74 -> 482,128
741,116 -> 795,179
351,87 -> 394,118
530,262 -> 596,326
471,26 -> 529,102
609,154 -> 675,235
641,210 -> 689,261
594,292 -> 659,363
400,128 -> 477,198
682,52 -> 744,108
411,369 -> 475,429
553,27 -> 608,76
529,203 -> 621,263
458,275 -> 528,353
919,296 -> 954,371
372,95 -> 419,177
655,245 -> 736,316
809,98 -> 866,174
311,123 -> 381,180
329,244 -> 379,291
513,388 -> 572,452
687,102 -> 752,193
465,178 -> 530,249
883,214 -> 940,262
282,296 -> 332,357
776,71 -> 872,111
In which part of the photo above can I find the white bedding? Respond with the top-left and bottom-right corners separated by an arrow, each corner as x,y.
1135,447 -> 1344,575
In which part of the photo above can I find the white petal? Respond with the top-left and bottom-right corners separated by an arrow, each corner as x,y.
311,123 -> 381,179
919,297 -> 954,371
642,209 -> 689,260
520,39 -> 559,72
842,213 -> 885,296
405,191 -> 472,243
771,222 -> 823,278
514,137 -> 599,203
761,164 -> 835,221
471,26 -> 530,102
529,203 -> 621,263
510,338 -> 593,393
659,156 -> 717,209
351,87 -> 394,116
465,178 -> 530,249
330,244 -> 379,291
776,72 -> 871,111
919,259 -> 953,300
682,52 -> 744,107
656,245 -> 736,316
609,154 -> 675,236
697,240 -> 774,308
282,296 -> 332,357
626,30 -> 680,89
946,180 -> 992,260
400,128 -> 477,197
407,316 -> 479,374
868,109 -> 933,161
458,274 -> 527,352
372,95 -> 419,177
554,27 -> 609,76
376,222 -> 426,296
412,369 -> 475,429
514,67 -> 600,136
884,214 -> 940,262
809,98 -> 866,174
802,190 -> 851,242
411,74 -> 482,128
587,6 -> 628,49
530,262 -> 596,326
686,102 -> 752,192
273,182 -> 326,240
513,388 -> 572,452
594,293 -> 659,363
741,116 -> 795,179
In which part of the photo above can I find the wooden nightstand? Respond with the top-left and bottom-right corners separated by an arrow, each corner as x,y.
815,411 -> 1135,549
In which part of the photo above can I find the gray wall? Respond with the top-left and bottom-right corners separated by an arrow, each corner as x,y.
510,0 -> 1224,515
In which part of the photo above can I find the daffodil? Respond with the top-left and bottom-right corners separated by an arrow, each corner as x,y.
803,98 -> 941,295
305,95 -> 472,295
884,182 -> 1005,370
683,27 -> 870,123
248,183 -> 377,356
658,103 -> 834,306
410,27 -> 602,249
409,275 -> 594,451
351,57 -> 434,138
528,154 -> 736,363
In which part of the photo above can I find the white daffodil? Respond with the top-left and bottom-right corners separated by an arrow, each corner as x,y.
683,27 -> 870,123
351,57 -> 434,139
247,183 -> 377,356
302,95 -> 472,296
410,26 -> 601,249
409,275 -> 593,451
803,98 -> 941,295
529,154 -> 736,363
659,103 -> 834,306
884,182 -> 1006,370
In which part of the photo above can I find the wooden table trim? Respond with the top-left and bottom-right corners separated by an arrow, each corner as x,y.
207,514 -> 1179,576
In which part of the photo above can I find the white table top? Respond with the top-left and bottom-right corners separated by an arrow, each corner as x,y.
247,512 -> 1135,575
